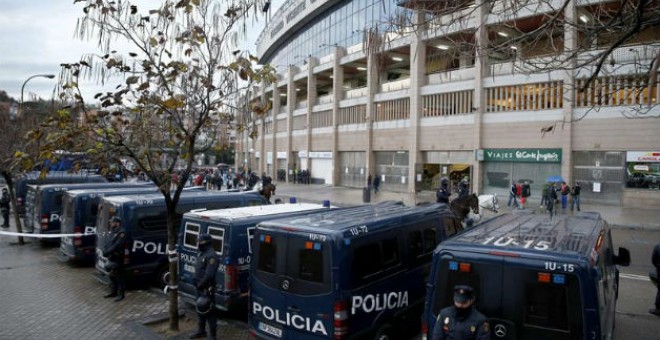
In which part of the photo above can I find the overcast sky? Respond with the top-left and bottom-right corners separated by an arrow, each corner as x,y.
0,0 -> 282,102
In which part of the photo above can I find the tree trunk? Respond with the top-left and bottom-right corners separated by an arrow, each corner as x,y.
167,205 -> 179,331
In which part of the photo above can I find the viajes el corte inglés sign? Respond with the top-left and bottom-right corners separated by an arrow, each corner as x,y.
483,149 -> 562,163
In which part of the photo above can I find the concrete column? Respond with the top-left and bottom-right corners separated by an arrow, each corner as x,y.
472,0 -> 489,194
365,34 -> 379,188
286,67 -> 296,182
331,47 -> 346,186
259,81 -> 266,174
305,57 -> 317,176
408,11 -> 426,194
563,1 -> 577,183
271,82 -> 281,180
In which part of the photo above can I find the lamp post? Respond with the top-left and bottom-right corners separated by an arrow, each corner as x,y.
20,74 -> 55,117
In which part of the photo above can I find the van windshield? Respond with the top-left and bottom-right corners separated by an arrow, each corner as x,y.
254,232 -> 331,295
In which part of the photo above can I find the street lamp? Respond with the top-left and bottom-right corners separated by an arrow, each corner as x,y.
20,74 -> 56,116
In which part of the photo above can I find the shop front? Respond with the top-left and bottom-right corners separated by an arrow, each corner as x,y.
299,150 -> 333,185
623,151 -> 660,209
481,148 -> 562,199
416,151 -> 473,193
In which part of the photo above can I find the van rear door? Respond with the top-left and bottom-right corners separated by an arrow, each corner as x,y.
430,253 -> 505,335
432,252 -> 584,340
251,230 -> 333,339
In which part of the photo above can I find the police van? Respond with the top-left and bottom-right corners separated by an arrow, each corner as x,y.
24,182 -> 149,239
422,212 -> 631,340
95,191 -> 267,286
178,202 -> 335,312
14,171 -> 106,216
59,186 -> 161,264
249,202 -> 461,339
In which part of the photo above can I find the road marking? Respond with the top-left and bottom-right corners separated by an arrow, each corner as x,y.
620,273 -> 650,281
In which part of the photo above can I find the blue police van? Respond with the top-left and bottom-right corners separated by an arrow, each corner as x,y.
24,182 -> 149,239
14,171 -> 106,215
178,202 -> 334,312
95,191 -> 267,286
422,211 -> 631,340
59,186 -> 162,264
249,202 -> 461,339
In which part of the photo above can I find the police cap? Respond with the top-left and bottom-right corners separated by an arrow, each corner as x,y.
110,216 -> 121,223
454,285 -> 475,303
198,233 -> 212,246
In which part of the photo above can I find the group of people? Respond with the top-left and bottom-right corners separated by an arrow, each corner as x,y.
367,173 -> 382,194
507,180 -> 582,215
506,181 -> 531,209
436,178 -> 470,204
542,181 -> 581,216
101,215 -> 220,339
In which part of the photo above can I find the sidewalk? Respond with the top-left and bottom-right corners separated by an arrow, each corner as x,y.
271,182 -> 660,230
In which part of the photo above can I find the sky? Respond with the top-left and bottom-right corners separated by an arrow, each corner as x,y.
0,0 -> 283,103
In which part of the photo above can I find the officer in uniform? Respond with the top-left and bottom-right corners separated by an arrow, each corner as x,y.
102,216 -> 130,302
190,233 -> 219,339
436,178 -> 451,204
432,285 -> 490,340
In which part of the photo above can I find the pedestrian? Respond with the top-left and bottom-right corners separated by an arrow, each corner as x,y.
507,181 -> 518,209
560,181 -> 569,210
1,188 -> 10,228
546,182 -> 558,216
373,174 -> 381,194
521,181 -> 531,209
190,233 -> 220,339
436,178 -> 451,204
540,182 -> 549,209
650,244 -> 660,317
571,181 -> 581,211
367,174 -> 372,192
432,285 -> 490,340
102,216 -> 130,302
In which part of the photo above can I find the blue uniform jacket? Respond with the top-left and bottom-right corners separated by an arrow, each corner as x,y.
195,246 -> 219,292
432,306 -> 490,340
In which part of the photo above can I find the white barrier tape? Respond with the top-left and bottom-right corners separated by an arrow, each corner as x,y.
167,247 -> 177,255
168,256 -> 178,263
0,230 -> 94,238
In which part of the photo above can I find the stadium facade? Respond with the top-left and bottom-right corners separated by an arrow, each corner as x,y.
238,0 -> 660,208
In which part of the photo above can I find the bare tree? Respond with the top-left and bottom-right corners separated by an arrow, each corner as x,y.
27,0 -> 274,330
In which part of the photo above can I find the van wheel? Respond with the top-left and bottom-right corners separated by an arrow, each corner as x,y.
374,324 -> 394,340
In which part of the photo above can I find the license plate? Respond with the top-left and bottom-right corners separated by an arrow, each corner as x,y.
184,264 -> 196,273
97,256 -> 108,269
259,322 -> 282,338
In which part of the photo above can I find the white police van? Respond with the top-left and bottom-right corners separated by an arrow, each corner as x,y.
422,211 -> 631,340
249,202 -> 461,339
178,202 -> 334,312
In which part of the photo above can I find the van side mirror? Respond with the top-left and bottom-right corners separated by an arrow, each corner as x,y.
614,247 -> 631,266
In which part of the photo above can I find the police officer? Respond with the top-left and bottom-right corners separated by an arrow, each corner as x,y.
650,243 -> 660,317
436,178 -> 451,204
1,188 -> 10,228
432,285 -> 490,340
102,216 -> 130,302
190,233 -> 219,339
